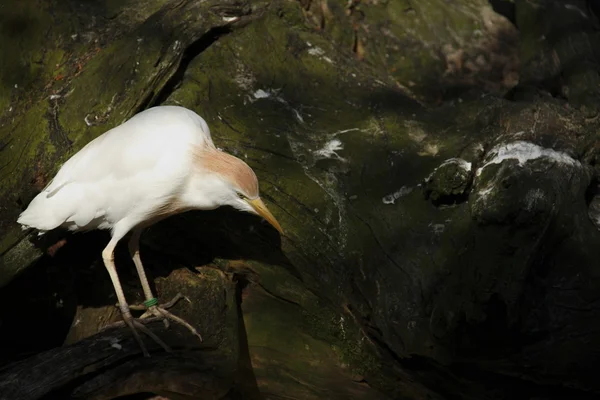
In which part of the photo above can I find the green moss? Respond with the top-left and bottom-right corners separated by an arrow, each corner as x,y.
163,3 -> 488,371
0,226 -> 23,255
0,0 -> 235,286
41,49 -> 67,81
302,304 -> 381,376
243,260 -> 383,386
241,260 -> 388,396
0,102 -> 48,192
0,233 -> 42,287
168,10 -> 409,262
424,159 -> 472,202
308,0 -> 511,100
1,2 -> 574,397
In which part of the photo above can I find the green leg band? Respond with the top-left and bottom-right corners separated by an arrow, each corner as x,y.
144,297 -> 158,308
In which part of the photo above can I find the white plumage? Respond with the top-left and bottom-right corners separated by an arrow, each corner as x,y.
17,105 -> 283,356
19,106 -> 213,234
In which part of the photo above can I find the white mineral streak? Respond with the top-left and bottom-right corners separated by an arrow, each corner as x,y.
314,139 -> 344,160
425,158 -> 472,181
382,186 -> 413,204
477,141 -> 578,176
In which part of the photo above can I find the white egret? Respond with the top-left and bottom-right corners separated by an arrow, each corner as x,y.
17,105 -> 283,356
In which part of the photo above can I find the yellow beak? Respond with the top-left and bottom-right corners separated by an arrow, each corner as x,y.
247,197 -> 283,234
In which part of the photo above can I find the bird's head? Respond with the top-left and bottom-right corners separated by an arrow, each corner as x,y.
194,148 -> 283,234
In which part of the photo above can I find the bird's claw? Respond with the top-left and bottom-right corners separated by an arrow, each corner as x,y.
140,305 -> 203,342
101,312 -> 172,357
133,293 -> 203,342
140,306 -> 169,328
104,293 -> 202,357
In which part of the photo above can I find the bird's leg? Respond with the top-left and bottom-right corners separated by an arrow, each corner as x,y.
101,238 -> 171,356
128,292 -> 188,312
128,229 -> 203,342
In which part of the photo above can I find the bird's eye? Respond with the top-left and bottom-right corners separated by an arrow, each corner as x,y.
237,192 -> 247,200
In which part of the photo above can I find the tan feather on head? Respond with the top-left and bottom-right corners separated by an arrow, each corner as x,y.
193,146 -> 259,198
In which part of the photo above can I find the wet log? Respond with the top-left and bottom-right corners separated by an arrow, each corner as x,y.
1,0 -> 600,399
0,323 -> 234,400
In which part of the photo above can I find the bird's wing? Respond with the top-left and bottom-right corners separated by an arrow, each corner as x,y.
44,106 -> 214,195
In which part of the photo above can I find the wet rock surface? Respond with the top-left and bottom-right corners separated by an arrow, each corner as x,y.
1,1 -> 600,399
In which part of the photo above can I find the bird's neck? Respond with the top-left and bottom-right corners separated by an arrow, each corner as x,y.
193,147 -> 259,198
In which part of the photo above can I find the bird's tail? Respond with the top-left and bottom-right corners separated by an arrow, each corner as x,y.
18,182 -> 103,234
17,189 -> 74,233
18,196 -> 56,234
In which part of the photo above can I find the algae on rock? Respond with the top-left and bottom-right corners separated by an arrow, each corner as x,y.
1,0 -> 600,399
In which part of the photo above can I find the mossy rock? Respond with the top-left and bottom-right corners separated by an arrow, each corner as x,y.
423,158 -> 473,205
1,0 -> 600,399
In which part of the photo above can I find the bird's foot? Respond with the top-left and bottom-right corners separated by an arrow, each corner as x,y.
131,293 -> 203,342
102,310 -> 172,357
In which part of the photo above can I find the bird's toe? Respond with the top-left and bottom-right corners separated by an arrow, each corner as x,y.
153,306 -> 203,342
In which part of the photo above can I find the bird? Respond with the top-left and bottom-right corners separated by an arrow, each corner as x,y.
17,105 -> 283,356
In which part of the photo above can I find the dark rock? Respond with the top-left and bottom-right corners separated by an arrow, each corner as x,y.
424,158 -> 473,206
1,1 -> 600,399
